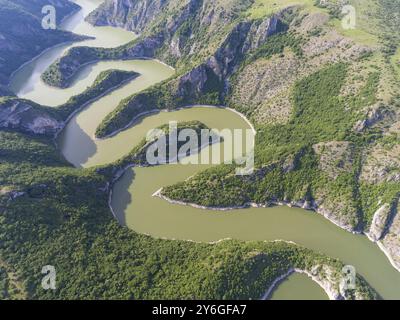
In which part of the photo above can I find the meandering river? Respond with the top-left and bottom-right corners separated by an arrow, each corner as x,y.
8,0 -> 400,300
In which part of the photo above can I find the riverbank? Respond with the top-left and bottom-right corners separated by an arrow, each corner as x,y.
7,0 -> 398,300
153,188 -> 354,230
365,211 -> 400,274
153,188 -> 400,274
7,39 -> 90,91
6,3 -> 90,90
98,104 -> 256,140
54,71 -> 140,141
261,268 -> 341,300
377,241 -> 400,273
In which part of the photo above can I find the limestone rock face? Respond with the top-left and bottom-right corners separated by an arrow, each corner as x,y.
299,265 -> 344,300
175,14 -> 282,99
0,99 -> 62,135
361,144 -> 400,184
381,200 -> 400,271
368,204 -> 391,242
265,263 -> 378,301
86,0 -> 169,32
353,104 -> 392,133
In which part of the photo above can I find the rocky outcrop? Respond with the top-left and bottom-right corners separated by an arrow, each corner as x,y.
212,15 -> 282,77
208,18 -> 278,79
42,0 -> 199,88
295,267 -> 343,300
0,98 -> 62,136
361,144 -> 400,184
12,0 -> 81,24
233,54 -> 299,124
172,13 -> 286,102
44,0 -> 284,92
86,0 -> 169,32
367,204 -> 392,242
125,34 -> 165,57
1,69 -> 139,137
0,187 -> 26,201
314,201 -> 358,233
353,103 -> 393,133
8,191 -> 26,200
379,199 -> 400,271
94,6 -> 288,137
263,264 -> 376,300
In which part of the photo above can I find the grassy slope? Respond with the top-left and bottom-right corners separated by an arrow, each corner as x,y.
164,63 -> 391,229
162,0 -> 400,232
246,0 -> 322,18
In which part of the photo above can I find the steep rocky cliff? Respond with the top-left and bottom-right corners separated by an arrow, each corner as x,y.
381,199 -> 400,271
86,0 -> 169,32
42,0 -> 255,88
94,7 -> 292,137
0,98 -> 62,136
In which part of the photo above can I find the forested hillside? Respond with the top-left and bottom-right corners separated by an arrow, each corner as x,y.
0,0 -> 84,86
51,0 -> 400,249
66,0 -> 400,269
0,0 -> 399,300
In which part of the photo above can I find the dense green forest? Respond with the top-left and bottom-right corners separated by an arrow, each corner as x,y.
0,129 -> 378,299
1,0 -> 399,300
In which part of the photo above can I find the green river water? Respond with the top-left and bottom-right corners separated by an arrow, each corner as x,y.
8,0 -> 400,300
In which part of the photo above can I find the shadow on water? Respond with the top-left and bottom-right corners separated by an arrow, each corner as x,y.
270,273 -> 329,300
58,118 -> 97,167
112,169 -> 135,226
9,45 -> 70,96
